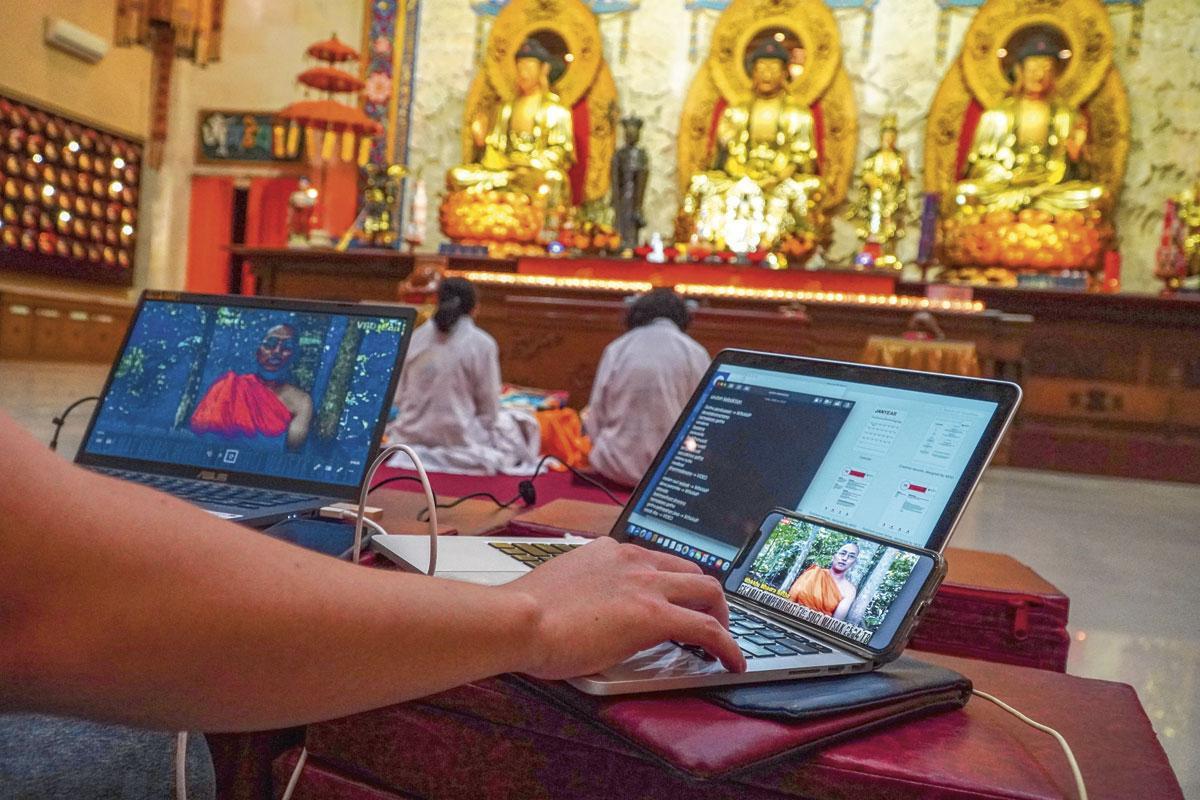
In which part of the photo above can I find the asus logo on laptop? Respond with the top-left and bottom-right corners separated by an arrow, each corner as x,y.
198,470 -> 229,482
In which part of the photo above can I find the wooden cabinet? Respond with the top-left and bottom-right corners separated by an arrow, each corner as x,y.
898,284 -> 1200,483
0,286 -> 133,362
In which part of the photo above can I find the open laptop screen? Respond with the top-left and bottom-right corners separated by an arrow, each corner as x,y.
79,296 -> 411,492
616,351 -> 1019,574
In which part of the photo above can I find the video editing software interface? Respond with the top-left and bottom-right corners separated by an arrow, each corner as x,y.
624,364 -> 999,572
83,299 -> 409,489
725,515 -> 932,649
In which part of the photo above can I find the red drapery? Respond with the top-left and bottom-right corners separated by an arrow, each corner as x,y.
243,177 -> 298,293
314,162 -> 359,236
567,99 -> 591,206
955,98 -> 985,179
186,175 -> 235,293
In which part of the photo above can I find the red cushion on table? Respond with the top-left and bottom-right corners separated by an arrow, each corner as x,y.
912,549 -> 1072,672
300,653 -> 1182,800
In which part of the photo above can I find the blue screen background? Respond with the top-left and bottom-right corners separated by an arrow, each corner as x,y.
83,300 -> 407,488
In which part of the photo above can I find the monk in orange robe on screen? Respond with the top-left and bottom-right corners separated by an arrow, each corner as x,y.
788,542 -> 860,620
189,324 -> 314,451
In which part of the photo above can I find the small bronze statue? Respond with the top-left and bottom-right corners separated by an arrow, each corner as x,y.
612,116 -> 649,251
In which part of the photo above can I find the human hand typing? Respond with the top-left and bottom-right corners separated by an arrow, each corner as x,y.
500,537 -> 746,680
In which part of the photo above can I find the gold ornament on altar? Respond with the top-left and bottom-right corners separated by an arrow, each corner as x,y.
443,0 -> 619,252
925,0 -> 1129,284
675,0 -> 856,265
848,113 -> 910,270
1178,179 -> 1200,281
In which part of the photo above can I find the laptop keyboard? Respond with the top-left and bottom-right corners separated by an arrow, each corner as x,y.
487,541 -> 834,662
93,467 -> 319,510
488,541 -> 582,566
675,606 -> 834,661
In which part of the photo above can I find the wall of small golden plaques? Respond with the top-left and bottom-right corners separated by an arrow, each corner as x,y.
0,94 -> 143,286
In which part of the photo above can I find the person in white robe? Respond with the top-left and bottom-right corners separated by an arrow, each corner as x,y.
585,289 -> 711,487
386,278 -> 540,475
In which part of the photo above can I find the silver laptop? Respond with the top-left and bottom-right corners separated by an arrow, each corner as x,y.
571,511 -> 946,694
372,350 -> 1021,691
76,291 -> 415,528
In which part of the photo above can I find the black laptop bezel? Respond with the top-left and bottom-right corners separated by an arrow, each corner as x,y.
608,348 -> 1022,558
75,290 -> 417,500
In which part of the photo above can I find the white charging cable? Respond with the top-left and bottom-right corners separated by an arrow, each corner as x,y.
281,444 -> 437,800
972,689 -> 1087,800
174,731 -> 188,800
352,444 -> 437,567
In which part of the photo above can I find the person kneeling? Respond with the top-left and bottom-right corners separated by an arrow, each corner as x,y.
387,277 -> 540,474
585,289 -> 710,487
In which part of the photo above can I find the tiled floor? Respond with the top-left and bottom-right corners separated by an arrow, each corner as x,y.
2,359 -> 1197,797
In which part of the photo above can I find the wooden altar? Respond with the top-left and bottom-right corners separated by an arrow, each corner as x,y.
238,246 -> 1200,483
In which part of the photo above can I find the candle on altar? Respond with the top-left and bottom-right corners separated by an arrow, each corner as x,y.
1103,250 -> 1121,292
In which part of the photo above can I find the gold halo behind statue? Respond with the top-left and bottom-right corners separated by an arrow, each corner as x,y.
460,0 -> 616,208
443,0 -> 618,253
924,0 -> 1129,282
678,0 -> 856,209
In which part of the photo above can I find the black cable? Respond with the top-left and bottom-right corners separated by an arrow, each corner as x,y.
369,475 -> 430,494
534,454 -> 625,506
416,491 -> 520,522
368,452 -> 625,523
49,396 -> 100,452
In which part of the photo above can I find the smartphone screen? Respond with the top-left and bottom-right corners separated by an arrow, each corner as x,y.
723,512 -> 941,655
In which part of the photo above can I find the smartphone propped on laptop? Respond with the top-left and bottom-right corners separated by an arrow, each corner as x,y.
725,511 -> 945,664
567,511 -> 945,695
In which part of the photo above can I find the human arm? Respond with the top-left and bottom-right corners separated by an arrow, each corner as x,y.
471,336 -> 504,430
583,345 -> 614,438
282,387 -> 313,450
832,585 -> 857,621
0,412 -> 742,732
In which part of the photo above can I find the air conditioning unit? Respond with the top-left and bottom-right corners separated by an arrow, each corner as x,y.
43,17 -> 109,64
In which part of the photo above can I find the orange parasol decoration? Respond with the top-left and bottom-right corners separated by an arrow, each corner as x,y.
274,34 -> 378,166
297,66 -> 366,94
306,34 -> 361,63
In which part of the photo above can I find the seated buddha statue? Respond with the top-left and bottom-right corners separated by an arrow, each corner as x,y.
678,40 -> 823,256
447,38 -> 575,213
954,36 -> 1106,217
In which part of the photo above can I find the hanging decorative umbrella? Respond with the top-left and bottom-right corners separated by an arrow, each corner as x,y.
306,35 -> 362,63
275,34 -> 382,167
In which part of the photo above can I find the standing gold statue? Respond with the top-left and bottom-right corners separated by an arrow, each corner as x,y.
447,38 -> 575,211
849,113 -> 909,269
678,40 -> 824,257
942,33 -> 1111,275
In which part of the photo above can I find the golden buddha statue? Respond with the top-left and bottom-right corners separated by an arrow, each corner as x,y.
849,113 -> 910,269
940,33 -> 1114,277
447,38 -> 575,212
678,40 -> 824,256
953,37 -> 1105,217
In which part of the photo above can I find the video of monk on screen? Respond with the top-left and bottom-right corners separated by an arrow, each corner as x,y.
91,302 -> 404,476
738,517 -> 920,643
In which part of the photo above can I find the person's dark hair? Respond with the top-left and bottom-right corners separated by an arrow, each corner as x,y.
433,277 -> 478,334
626,288 -> 692,332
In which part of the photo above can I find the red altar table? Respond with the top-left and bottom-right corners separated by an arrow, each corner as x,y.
271,652 -> 1181,799
512,255 -> 899,295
